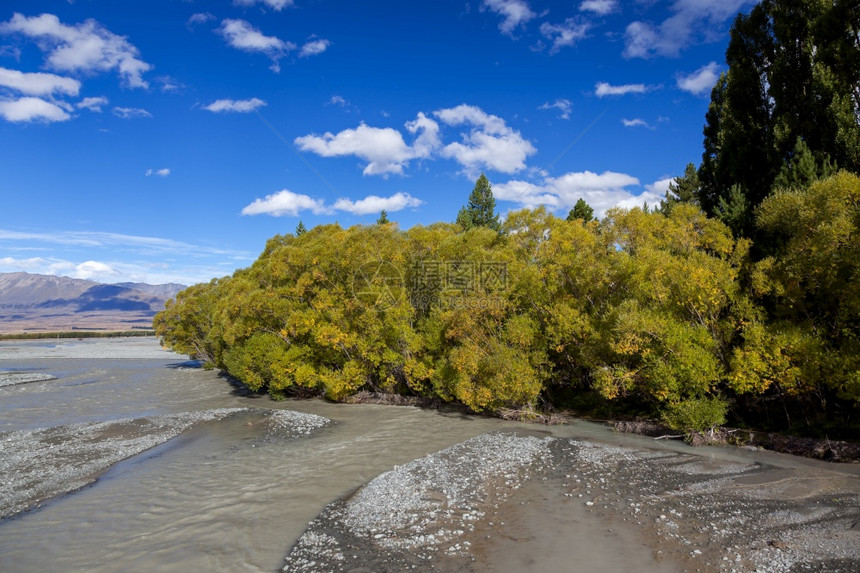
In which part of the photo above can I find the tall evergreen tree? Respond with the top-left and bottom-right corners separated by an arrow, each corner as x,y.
456,173 -> 501,231
566,198 -> 595,223
295,221 -> 307,236
377,210 -> 390,224
659,163 -> 700,214
698,0 -> 860,232
773,137 -> 837,190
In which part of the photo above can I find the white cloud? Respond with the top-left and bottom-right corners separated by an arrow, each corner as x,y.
624,0 -> 755,59
677,61 -> 721,95
112,106 -> 151,119
0,256 -> 49,270
233,0 -> 295,10
295,124 -> 413,176
217,19 -> 295,72
493,170 -> 667,217
645,177 -> 674,196
188,13 -> 216,27
0,67 -> 80,96
621,118 -> 651,128
332,192 -> 423,215
73,260 -> 119,281
242,189 -> 328,217
145,168 -> 170,177
156,75 -> 183,93
241,189 -> 423,217
434,104 -> 535,174
295,105 -> 532,177
405,111 -> 441,159
540,18 -> 589,53
0,228 -> 249,258
204,97 -> 267,113
482,0 -> 536,35
77,96 -> 108,112
538,99 -> 572,119
329,95 -> 348,106
0,96 -> 71,122
0,13 -> 152,88
579,0 -> 617,15
295,113 -> 441,176
299,38 -> 331,58
595,82 -> 654,97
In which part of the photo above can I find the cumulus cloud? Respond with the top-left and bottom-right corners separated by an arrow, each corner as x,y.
112,106 -> 151,119
435,104 -> 536,174
579,0 -> 617,15
677,61 -> 721,95
332,192 -> 423,215
296,105 -> 534,176
233,0 -> 295,10
204,97 -> 267,113
299,38 -> 331,58
73,260 -> 119,281
493,170 -> 665,217
217,19 -> 295,72
241,189 -> 327,216
624,0 -> 755,59
539,99 -> 572,119
0,13 -> 152,88
295,124 -> 414,176
0,67 -> 80,96
241,190 -> 422,217
595,82 -> 652,97
540,18 -> 589,53
77,96 -> 108,112
145,168 -> 170,177
295,112 -> 441,176
482,0 -> 536,35
645,177 -> 674,197
0,96 -> 71,122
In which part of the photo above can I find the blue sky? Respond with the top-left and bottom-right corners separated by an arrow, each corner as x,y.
0,0 -> 758,286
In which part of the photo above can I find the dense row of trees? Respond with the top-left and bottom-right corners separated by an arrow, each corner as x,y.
155,1 -> 859,438
155,171 -> 860,437
697,0 -> 859,237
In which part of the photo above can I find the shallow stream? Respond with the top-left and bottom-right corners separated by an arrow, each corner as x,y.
1,338 -> 858,572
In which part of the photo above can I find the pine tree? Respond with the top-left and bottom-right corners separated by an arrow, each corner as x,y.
456,173 -> 500,231
295,221 -> 307,236
660,163 -> 700,214
566,198 -> 595,223
773,137 -> 837,190
377,210 -> 390,224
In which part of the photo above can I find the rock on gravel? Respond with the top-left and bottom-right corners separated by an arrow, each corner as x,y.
265,409 -> 331,439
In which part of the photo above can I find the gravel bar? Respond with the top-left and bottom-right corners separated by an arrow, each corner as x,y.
0,371 -> 57,387
0,408 -> 332,519
283,433 -> 860,572
283,430 -> 553,571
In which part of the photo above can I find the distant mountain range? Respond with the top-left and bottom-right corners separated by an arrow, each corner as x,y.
0,272 -> 186,334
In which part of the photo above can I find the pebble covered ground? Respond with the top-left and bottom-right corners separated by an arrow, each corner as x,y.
283,430 -> 554,571
0,408 -> 332,520
0,371 -> 57,387
283,433 -> 860,572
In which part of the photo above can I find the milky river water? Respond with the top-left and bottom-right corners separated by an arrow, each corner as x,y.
2,338 -> 857,572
